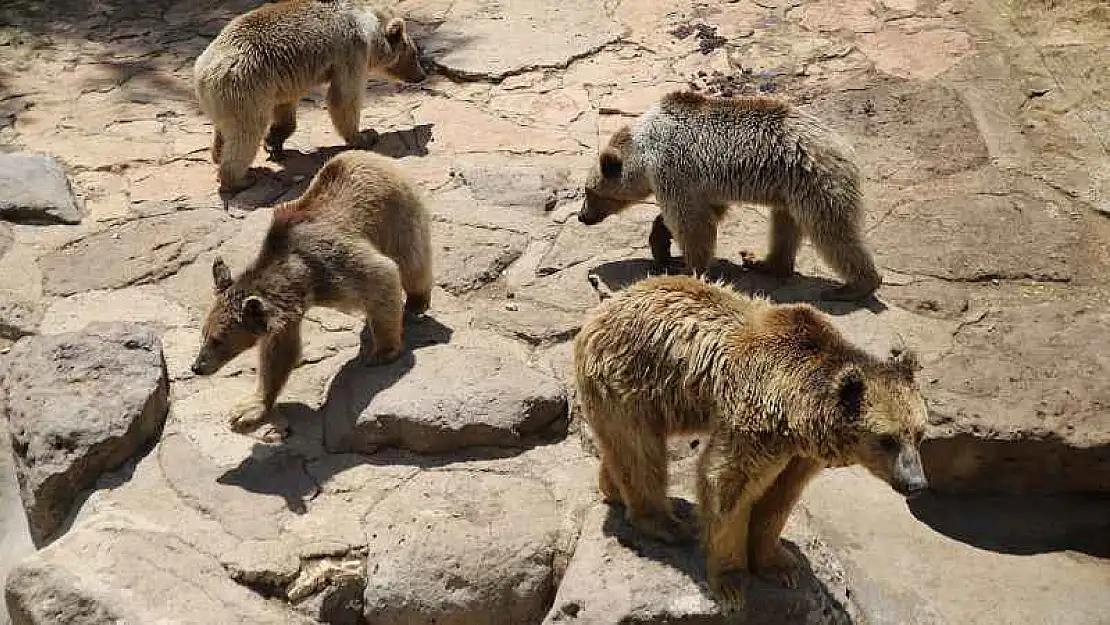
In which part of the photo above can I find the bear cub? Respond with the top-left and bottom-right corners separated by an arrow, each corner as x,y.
574,275 -> 928,607
191,151 -> 433,438
579,91 -> 882,301
194,0 -> 426,192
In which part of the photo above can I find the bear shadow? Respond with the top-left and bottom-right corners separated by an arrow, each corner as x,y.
589,258 -> 888,316
219,123 -> 436,212
907,491 -> 1110,559
599,502 -> 855,622
215,314 -> 456,511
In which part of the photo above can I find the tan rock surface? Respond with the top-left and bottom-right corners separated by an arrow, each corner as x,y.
1,0 -> 1108,623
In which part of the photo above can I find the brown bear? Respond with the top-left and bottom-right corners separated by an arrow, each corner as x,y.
194,0 -> 426,192
191,150 -> 433,438
578,90 -> 882,301
573,274 -> 928,608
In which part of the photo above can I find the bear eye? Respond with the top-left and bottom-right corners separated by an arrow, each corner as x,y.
879,435 -> 900,452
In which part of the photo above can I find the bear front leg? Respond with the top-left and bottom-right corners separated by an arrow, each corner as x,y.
749,456 -> 823,589
699,447 -> 791,609
265,102 -> 298,161
665,209 -> 719,278
230,323 -> 302,439
327,68 -> 378,149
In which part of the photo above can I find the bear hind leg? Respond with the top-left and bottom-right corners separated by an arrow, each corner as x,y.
357,250 -> 406,365
745,206 -> 801,280
807,218 -> 881,301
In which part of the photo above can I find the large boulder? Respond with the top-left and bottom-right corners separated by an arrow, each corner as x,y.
324,330 -> 568,454
4,512 -> 312,625
0,154 -> 82,225
0,323 -> 168,545
362,470 -> 562,625
544,504 -> 856,625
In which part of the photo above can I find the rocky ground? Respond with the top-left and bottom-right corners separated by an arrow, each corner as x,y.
1,0 -> 1108,623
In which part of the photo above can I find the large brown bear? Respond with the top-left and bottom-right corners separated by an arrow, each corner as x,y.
574,275 -> 928,608
191,150 -> 433,438
578,91 -> 882,301
194,0 -> 426,192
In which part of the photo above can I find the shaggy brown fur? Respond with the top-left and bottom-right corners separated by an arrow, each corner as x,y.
574,275 -> 928,608
191,151 -> 433,437
578,90 -> 882,301
194,0 -> 426,192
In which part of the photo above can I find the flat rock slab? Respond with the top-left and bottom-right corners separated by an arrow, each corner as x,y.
433,221 -> 528,294
922,301 -> 1110,493
0,154 -> 82,225
423,0 -> 624,81
4,512 -> 312,625
800,468 -> 1110,625
362,470 -> 561,625
0,322 -> 168,544
868,169 -> 1080,283
39,208 -> 231,296
544,504 -> 855,625
324,330 -> 568,454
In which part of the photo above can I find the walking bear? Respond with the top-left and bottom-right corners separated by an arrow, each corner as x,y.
194,0 -> 426,191
574,275 -> 928,607
578,91 -> 882,301
191,151 -> 433,437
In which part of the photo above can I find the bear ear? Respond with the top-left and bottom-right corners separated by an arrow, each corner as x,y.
241,295 -> 269,334
889,347 -> 921,380
835,365 -> 866,420
385,17 -> 406,46
212,257 -> 233,292
599,151 -> 623,179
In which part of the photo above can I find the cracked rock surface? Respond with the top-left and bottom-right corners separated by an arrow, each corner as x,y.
2,0 -> 1109,623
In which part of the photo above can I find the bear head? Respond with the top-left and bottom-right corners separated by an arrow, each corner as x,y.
579,126 -> 652,225
191,257 -> 276,376
834,348 -> 930,498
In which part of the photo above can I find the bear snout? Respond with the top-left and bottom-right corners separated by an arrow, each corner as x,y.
191,354 -> 215,376
577,205 -> 602,225
892,445 -> 929,498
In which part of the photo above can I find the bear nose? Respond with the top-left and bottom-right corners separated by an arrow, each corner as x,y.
190,361 -> 204,375
900,477 -> 929,499
577,212 -> 588,224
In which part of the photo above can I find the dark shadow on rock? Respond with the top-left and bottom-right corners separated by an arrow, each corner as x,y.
319,314 -> 455,450
215,445 -> 319,515
589,258 -> 887,316
908,491 -> 1110,558
219,125 -> 437,212
599,501 -> 855,623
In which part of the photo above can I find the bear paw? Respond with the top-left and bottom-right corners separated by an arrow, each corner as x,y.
348,129 -> 380,150
228,397 -> 269,434
753,543 -> 800,589
628,510 -> 693,545
360,344 -> 403,367
820,283 -> 875,302
741,254 -> 793,280
708,567 -> 748,612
